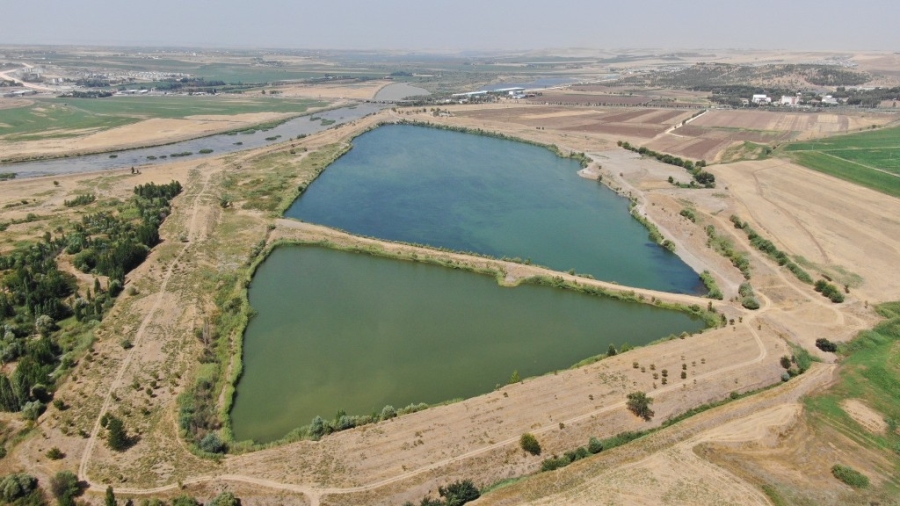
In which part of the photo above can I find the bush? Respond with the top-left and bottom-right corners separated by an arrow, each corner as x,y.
741,296 -> 760,310
46,447 -> 64,459
831,464 -> 869,488
815,338 -> 838,353
199,433 -> 225,454
780,356 -> 792,369
588,436 -> 603,454
438,479 -> 480,506
380,405 -> 397,420
172,495 -> 201,506
520,433 -> 541,456
21,401 -> 45,421
209,492 -> 241,506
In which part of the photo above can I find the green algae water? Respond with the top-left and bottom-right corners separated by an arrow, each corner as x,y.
230,246 -> 706,443
285,124 -> 703,294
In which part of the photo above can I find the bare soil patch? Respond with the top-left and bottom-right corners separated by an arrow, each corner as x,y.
840,399 -> 889,435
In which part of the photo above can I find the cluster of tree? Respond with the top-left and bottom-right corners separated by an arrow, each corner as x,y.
704,225 -> 751,279
66,90 -> 114,99
539,430 -> 645,473
0,182 -> 181,417
831,86 -> 900,108
71,181 -> 181,283
153,78 -> 226,91
618,141 -> 714,188
622,62 -> 869,93
699,270 -> 723,300
402,480 -> 479,506
0,472 -> 40,505
63,194 -> 95,207
730,215 -> 812,283
814,280 -> 845,303
739,282 -> 760,310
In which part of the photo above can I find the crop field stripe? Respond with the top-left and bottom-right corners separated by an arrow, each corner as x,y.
790,151 -> 900,199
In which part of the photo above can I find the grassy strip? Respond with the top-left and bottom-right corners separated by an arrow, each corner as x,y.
788,151 -> 900,199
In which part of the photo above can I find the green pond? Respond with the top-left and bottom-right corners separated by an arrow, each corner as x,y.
230,246 -> 706,443
285,124 -> 703,294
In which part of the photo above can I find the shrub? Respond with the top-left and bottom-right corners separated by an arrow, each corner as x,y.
380,405 -> 397,420
781,372 -> 791,382
46,447 -> 64,460
831,464 -> 869,488
199,433 -> 225,454
520,433 -> 541,456
438,479 -> 480,506
172,495 -> 201,506
21,401 -> 44,421
626,392 -> 655,421
588,437 -> 603,454
780,356 -> 792,369
741,296 -> 760,310
815,338 -> 838,353
209,492 -> 241,506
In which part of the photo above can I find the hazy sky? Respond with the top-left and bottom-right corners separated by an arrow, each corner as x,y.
2,0 -> 896,51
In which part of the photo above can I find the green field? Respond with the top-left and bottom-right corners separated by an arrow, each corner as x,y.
783,126 -> 900,198
0,96 -> 323,141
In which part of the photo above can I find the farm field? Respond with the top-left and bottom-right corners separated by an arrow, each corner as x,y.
646,109 -> 896,162
0,96 -> 322,141
455,105 -> 693,140
779,126 -> 900,197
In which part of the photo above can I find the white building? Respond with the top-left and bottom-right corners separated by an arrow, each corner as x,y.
752,94 -> 771,104
781,95 -> 800,106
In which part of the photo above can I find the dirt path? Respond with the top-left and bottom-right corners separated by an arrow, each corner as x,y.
78,170 -> 215,481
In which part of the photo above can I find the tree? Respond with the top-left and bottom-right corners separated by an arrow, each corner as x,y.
520,433 -> 541,456
106,416 -> 128,451
508,370 -> 520,384
309,415 -> 327,440
105,486 -> 117,506
0,473 -> 37,502
438,479 -> 480,506
626,391 -> 655,421
50,470 -> 80,506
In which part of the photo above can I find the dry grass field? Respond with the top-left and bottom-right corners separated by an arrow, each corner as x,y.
1,94 -> 899,506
